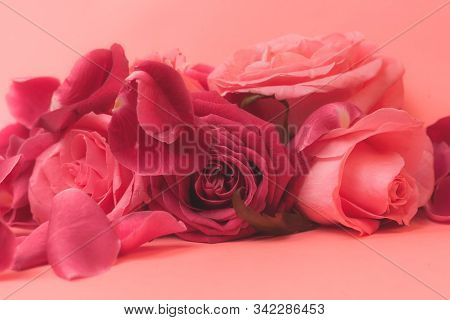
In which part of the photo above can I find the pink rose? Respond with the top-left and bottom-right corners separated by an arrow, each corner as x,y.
209,32 -> 404,131
109,61 -> 295,243
38,44 -> 129,132
425,117 -> 450,222
291,103 -> 434,234
29,113 -> 148,223
1,113 -> 185,279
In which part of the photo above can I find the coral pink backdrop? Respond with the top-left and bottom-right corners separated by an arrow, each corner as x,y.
0,0 -> 449,299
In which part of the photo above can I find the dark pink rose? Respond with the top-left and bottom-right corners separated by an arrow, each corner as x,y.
292,103 -> 434,234
209,32 -> 404,132
109,61 -> 294,243
425,116 -> 450,222
38,44 -> 129,132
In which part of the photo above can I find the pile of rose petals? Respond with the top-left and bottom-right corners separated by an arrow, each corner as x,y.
0,32 -> 448,280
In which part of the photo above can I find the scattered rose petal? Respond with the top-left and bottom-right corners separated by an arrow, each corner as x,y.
115,211 -> 186,254
47,189 -> 120,280
6,77 -> 60,128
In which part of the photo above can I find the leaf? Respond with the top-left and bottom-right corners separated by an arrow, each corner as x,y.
232,190 -> 315,235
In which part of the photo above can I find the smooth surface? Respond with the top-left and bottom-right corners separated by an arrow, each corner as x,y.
1,215 -> 449,300
0,0 -> 449,299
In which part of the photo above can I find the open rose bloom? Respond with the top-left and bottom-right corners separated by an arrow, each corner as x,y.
0,32 -> 446,280
209,32 -> 404,132
291,103 -> 434,234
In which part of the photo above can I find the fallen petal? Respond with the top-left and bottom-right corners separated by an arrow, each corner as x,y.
48,189 -> 120,280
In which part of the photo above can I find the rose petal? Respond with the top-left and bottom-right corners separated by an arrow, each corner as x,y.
109,80 -> 206,175
297,148 -> 380,235
427,116 -> 450,145
115,210 -> 186,254
47,189 -> 120,280
132,61 -> 194,142
0,123 -> 28,157
0,155 -> 21,184
292,102 -> 363,151
340,142 -> 405,215
56,49 -> 114,105
426,176 -> 450,222
0,221 -> 15,271
39,44 -> 128,132
12,222 -> 48,270
348,57 -> 404,113
6,77 -> 60,128
185,64 -> 214,90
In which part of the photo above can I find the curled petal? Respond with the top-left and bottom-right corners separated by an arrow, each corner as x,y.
57,48 -> 114,105
39,44 -> 129,132
48,189 -> 120,280
115,211 -> 186,254
132,61 -> 194,142
292,102 -> 363,151
6,77 -> 59,128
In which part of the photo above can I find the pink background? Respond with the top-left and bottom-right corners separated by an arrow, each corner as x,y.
0,0 -> 449,299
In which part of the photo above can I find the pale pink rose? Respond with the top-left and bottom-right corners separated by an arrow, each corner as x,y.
29,113 -> 148,223
291,103 -> 434,234
425,116 -> 450,222
209,32 -> 404,131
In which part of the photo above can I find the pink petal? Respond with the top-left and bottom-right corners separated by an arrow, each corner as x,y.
185,64 -> 214,90
0,123 -> 28,157
297,149 -> 380,235
6,77 -> 60,128
427,116 -> 450,145
0,221 -> 15,271
292,102 -> 362,151
12,222 -> 48,270
108,84 -> 140,172
17,131 -> 58,161
109,79 -> 205,175
348,57 -> 404,113
340,142 -> 404,215
426,176 -> 450,222
132,61 -> 194,143
115,211 -> 186,254
36,105 -> 79,133
56,48 -> 114,105
0,155 -> 21,184
38,44 -> 128,132
47,189 -> 120,280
